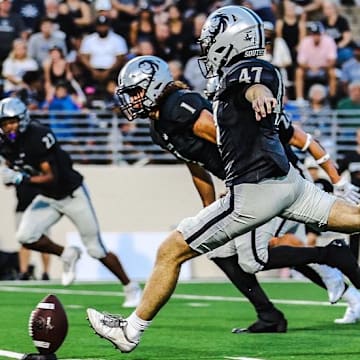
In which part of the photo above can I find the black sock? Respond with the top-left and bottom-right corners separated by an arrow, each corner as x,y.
212,255 -> 276,315
263,246 -> 323,270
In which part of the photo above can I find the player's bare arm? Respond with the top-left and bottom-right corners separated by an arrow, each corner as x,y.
28,161 -> 55,185
245,84 -> 277,121
186,162 -> 216,207
192,109 -> 217,144
290,125 -> 341,184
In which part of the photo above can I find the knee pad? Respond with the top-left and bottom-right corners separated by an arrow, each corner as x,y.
84,237 -> 107,259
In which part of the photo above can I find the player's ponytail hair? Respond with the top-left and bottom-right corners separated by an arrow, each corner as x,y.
149,81 -> 190,120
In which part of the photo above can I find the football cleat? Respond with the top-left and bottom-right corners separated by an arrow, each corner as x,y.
86,308 -> 138,353
335,286 -> 360,324
61,246 -> 81,286
334,304 -> 360,324
122,282 -> 142,308
232,309 -> 287,334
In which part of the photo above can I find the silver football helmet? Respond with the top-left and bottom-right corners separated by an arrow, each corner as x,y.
116,55 -> 173,121
198,6 -> 265,78
0,97 -> 30,141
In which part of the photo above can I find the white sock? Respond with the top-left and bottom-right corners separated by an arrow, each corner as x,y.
124,282 -> 138,290
126,311 -> 152,341
342,286 -> 360,304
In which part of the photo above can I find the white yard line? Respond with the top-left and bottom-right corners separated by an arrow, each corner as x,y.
0,350 -> 105,360
0,285 -> 346,307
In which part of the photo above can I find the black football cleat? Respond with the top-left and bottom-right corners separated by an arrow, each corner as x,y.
22,354 -> 57,360
323,239 -> 360,289
232,309 -> 287,334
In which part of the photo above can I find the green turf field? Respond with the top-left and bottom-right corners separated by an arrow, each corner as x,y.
0,281 -> 359,360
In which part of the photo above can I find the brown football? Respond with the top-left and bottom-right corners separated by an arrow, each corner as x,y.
28,294 -> 68,354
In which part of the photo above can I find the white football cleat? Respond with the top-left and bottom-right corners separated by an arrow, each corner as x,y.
61,246 -> 81,286
87,308 -> 139,353
335,287 -> 360,324
334,304 -> 360,324
122,282 -> 142,308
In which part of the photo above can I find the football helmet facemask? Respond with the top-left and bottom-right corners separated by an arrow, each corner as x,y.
116,56 -> 173,121
0,97 -> 30,141
198,6 -> 265,78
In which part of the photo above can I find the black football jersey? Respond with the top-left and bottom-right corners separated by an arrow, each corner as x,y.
0,122 -> 83,199
214,58 -> 290,186
151,89 -> 226,180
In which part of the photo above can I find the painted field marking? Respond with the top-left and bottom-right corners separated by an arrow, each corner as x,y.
0,285 -> 346,307
0,349 -> 105,360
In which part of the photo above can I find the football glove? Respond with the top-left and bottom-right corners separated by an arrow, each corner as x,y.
1,167 -> 27,186
333,178 -> 360,205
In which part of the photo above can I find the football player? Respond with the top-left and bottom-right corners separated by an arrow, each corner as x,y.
87,6 -> 360,352
88,54 -> 360,335
0,97 -> 141,307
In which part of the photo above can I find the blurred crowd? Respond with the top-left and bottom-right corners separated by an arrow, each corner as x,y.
0,0 -> 359,112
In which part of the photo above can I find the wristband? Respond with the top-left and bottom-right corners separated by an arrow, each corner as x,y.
301,133 -> 312,152
316,153 -> 330,165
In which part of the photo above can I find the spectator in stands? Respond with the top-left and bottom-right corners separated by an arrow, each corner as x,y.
43,45 -> 73,102
337,80 -> 360,109
0,0 -> 26,66
153,22 -> 177,61
27,17 -> 67,66
16,70 -> 45,109
79,15 -> 128,97
168,59 -> 190,87
45,0 -> 60,24
57,0 -> 92,42
181,12 -> 207,63
307,83 -> 334,152
148,0 -> 171,25
111,0 -> 139,42
320,0 -> 353,66
94,0 -> 112,16
336,80 -> 360,149
244,0 -> 276,24
128,7 -> 155,50
48,80 -> 81,111
295,21 -> 337,103
2,39 -> 38,95
12,0 -> 45,35
341,40 -> 360,92
291,0 -> 323,20
167,4 -> 185,55
276,0 -> 306,99
131,38 -> 156,57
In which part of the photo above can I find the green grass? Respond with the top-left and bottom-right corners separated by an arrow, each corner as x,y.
0,281 -> 360,360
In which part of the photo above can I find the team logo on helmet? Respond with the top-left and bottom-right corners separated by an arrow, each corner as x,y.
207,13 -> 231,38
138,59 -> 159,76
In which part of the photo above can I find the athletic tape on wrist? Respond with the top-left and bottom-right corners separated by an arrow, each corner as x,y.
316,153 -> 330,165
